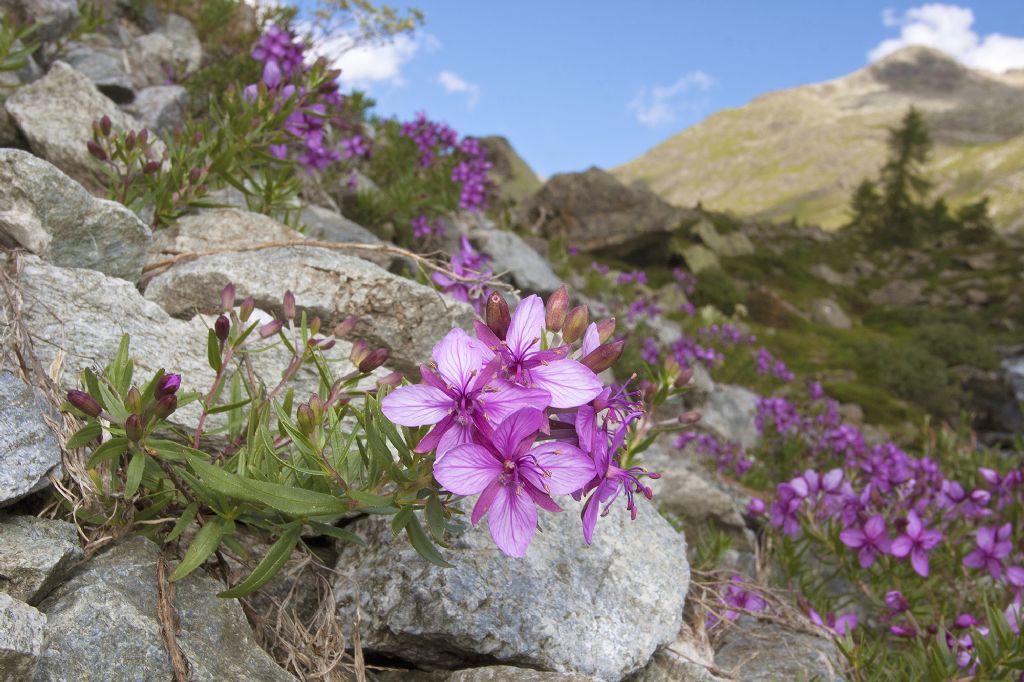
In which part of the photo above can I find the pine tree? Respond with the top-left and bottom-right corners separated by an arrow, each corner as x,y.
876,107 -> 932,245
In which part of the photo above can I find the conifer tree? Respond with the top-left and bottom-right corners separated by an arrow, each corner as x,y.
877,106 -> 932,245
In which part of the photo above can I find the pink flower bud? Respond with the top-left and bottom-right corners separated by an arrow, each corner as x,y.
675,365 -> 694,388
678,410 -> 702,424
333,316 -> 358,338
154,374 -> 181,398
142,160 -> 161,174
67,389 -> 102,418
86,140 -> 107,161
580,339 -> 625,374
282,290 -> 296,321
309,337 -> 335,350
376,371 -> 403,388
349,339 -> 370,365
561,305 -> 589,343
221,283 -> 235,311
358,348 -> 390,373
215,315 -> 230,343
545,285 -> 569,332
99,115 -> 112,137
296,403 -> 316,435
309,316 -> 321,336
125,413 -> 144,442
485,292 -> 511,339
125,386 -> 142,414
596,318 -> 616,343
259,320 -> 283,338
154,394 -> 177,419
124,131 -> 136,150
136,128 -> 148,147
239,297 -> 254,322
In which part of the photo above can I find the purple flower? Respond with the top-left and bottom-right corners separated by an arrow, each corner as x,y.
433,408 -> 595,557
963,523 -> 1013,579
475,295 -> 602,409
721,576 -> 767,620
381,328 -> 549,458
808,607 -> 857,637
342,134 -> 370,159
885,590 -> 909,612
746,498 -> 766,516
432,236 -> 493,313
890,510 -> 943,577
839,514 -> 891,568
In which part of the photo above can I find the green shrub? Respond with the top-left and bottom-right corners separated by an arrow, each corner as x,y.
912,323 -> 998,369
852,337 -> 955,415
690,268 -> 744,315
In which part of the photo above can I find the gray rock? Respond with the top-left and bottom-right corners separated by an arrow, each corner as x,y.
677,244 -> 720,275
333,497 -> 688,680
632,623 -> 723,682
0,516 -> 82,604
448,667 -> 600,682
687,384 -> 760,450
0,149 -> 152,282
2,254 -> 374,431
62,43 -> 134,103
123,85 -> 187,135
714,617 -> 842,682
0,0 -> 79,42
148,208 -> 301,263
0,371 -> 60,507
4,61 -> 151,191
159,14 -> 202,76
810,298 -> 852,329
477,136 -> 542,206
33,536 -> 294,681
692,219 -> 754,257
144,245 -> 476,374
0,592 -> 45,681
125,32 -> 176,88
470,229 -> 562,295
810,263 -> 850,286
868,279 -> 925,307
298,204 -> 396,269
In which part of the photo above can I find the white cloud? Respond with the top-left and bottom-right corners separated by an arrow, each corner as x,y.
306,30 -> 440,90
870,4 -> 1024,72
628,71 -> 715,128
437,70 -> 480,108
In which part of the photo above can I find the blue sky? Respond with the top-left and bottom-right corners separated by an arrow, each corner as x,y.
321,2 -> 1024,178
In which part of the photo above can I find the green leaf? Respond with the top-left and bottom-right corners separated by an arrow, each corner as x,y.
96,381 -> 128,422
165,502 -> 198,543
390,508 -> 412,535
169,516 -> 225,582
67,422 -> 101,449
108,334 -> 133,395
425,496 -> 446,541
346,489 -> 394,508
208,396 -> 253,415
218,522 -> 301,598
207,329 -> 222,373
86,437 -> 129,468
405,515 -> 453,568
307,520 -> 366,546
124,450 -> 145,497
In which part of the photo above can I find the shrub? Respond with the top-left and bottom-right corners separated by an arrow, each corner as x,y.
691,268 -> 745,316
912,323 -> 998,370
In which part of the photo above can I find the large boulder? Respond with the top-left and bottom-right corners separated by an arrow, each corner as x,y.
62,42 -> 135,103
713,617 -> 843,681
333,497 -> 689,681
478,136 -> 542,206
685,384 -> 760,450
522,167 -> 691,257
0,592 -> 45,680
469,228 -> 562,295
0,516 -> 82,604
4,61 -> 150,191
298,204 -> 397,269
691,219 -> 754,258
144,245 -> 476,374
123,85 -> 188,135
0,149 -> 152,282
32,536 -> 295,681
0,371 -> 61,507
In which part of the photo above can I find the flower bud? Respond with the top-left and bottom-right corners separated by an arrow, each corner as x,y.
485,292 -> 511,339
333,316 -> 358,338
136,128 -> 148,147
67,389 -> 102,418
308,394 -> 324,421
580,339 -> 625,374
376,371 -> 403,388
124,130 -> 136,150
283,290 -> 296,321
188,167 -> 203,185
678,410 -> 701,424
125,413 -> 144,442
296,403 -> 316,435
596,318 -> 616,343
153,394 -> 177,419
125,386 -> 142,414
86,140 -> 107,161
309,337 -> 335,351
221,283 -> 235,311
142,160 -> 161,174
154,374 -> 181,398
885,591 -> 909,613
259,320 -> 283,338
675,365 -> 694,388
561,305 -> 589,343
349,339 -> 370,365
309,316 -> 321,336
215,315 -> 230,343
239,297 -> 254,322
358,348 -> 390,373
545,285 -> 569,332
99,115 -> 112,137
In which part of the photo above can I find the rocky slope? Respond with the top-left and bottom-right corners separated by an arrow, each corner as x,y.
614,46 -> 1024,231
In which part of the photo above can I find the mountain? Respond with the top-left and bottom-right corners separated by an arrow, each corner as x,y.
613,46 -> 1024,231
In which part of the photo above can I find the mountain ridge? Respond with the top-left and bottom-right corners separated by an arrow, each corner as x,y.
613,46 -> 1024,231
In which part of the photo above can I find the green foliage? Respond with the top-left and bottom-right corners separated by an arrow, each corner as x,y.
912,323 -> 998,369
690,267 -> 744,315
851,337 -> 955,415
0,11 -> 38,93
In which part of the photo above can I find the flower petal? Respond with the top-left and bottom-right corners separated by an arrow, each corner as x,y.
478,380 -> 551,425
472,478 -> 501,525
581,322 -> 600,358
487,483 -> 538,558
381,384 -> 452,426
581,493 -> 600,544
529,359 -> 602,409
436,420 -> 475,459
525,442 -> 597,495
433,328 -> 489,391
492,408 -> 546,459
433,444 -> 502,495
506,295 -> 545,358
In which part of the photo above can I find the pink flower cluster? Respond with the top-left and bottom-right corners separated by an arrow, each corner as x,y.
399,113 -> 492,212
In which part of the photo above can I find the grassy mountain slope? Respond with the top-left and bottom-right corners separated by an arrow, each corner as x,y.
613,46 -> 1024,231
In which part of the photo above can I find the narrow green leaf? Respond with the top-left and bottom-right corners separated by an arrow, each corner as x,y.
96,382 -> 128,422
124,450 -> 145,497
207,329 -> 222,373
390,508 -> 412,535
218,522 -> 301,598
425,496 -> 446,541
165,502 -> 198,543
86,437 -> 129,468
405,515 -> 453,568
346,489 -> 393,508
208,396 -> 253,415
67,422 -> 101,449
307,520 -> 366,546
169,517 -> 225,582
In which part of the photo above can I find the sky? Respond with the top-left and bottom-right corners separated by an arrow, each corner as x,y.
316,2 -> 1024,178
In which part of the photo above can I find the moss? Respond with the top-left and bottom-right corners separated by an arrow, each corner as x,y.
690,268 -> 745,315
